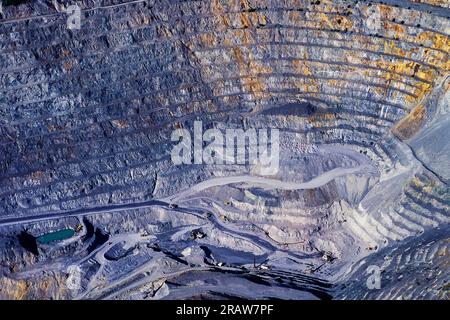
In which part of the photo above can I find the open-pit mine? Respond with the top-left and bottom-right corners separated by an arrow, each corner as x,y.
0,0 -> 449,300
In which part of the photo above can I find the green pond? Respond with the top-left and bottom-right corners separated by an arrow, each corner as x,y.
37,229 -> 75,244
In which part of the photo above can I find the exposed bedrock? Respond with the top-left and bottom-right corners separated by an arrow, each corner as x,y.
0,0 -> 448,299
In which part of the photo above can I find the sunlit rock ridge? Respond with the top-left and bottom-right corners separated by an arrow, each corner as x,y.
0,0 -> 448,300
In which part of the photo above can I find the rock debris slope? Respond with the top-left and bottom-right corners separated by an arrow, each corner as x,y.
0,0 -> 448,299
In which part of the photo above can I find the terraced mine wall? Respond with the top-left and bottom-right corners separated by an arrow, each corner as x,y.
0,0 -> 448,300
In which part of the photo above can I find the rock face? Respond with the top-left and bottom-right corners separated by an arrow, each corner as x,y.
0,0 -> 448,300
